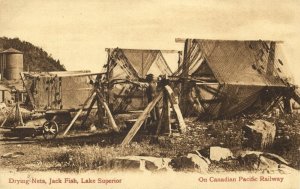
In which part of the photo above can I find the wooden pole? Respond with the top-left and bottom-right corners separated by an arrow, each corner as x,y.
156,90 -> 171,135
97,95 -> 104,127
180,39 -> 192,116
105,48 -> 181,54
80,96 -> 97,127
283,96 -> 292,114
95,89 -> 119,132
175,38 -> 284,43
121,91 -> 163,146
106,49 -> 111,105
63,109 -> 84,135
155,107 -> 164,135
20,72 -> 35,109
165,97 -> 171,135
155,92 -> 166,135
16,103 -> 24,126
164,85 -> 186,133
292,88 -> 300,105
63,90 -> 95,136
100,99 -> 119,132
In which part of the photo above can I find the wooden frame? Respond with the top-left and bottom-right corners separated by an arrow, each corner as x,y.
121,85 -> 186,146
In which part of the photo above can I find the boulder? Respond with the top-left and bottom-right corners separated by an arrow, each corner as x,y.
237,151 -> 289,165
112,156 -> 172,172
237,150 -> 295,173
187,153 -> 209,173
258,155 -> 280,173
243,120 -> 276,150
209,146 -> 233,161
170,153 -> 209,173
199,146 -> 233,161
238,153 -> 260,170
170,156 -> 196,172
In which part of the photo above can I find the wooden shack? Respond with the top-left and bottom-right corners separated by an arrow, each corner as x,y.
22,71 -> 98,112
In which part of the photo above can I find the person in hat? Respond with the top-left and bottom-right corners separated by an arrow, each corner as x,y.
145,73 -> 159,132
146,74 -> 155,101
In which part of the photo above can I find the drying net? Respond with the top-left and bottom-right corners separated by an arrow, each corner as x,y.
106,48 -> 173,113
108,48 -> 172,80
178,39 -> 291,118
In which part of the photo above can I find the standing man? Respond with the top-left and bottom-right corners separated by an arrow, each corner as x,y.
145,74 -> 159,133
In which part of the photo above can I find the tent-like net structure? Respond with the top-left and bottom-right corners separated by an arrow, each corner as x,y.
104,48 -> 175,113
176,39 -> 294,118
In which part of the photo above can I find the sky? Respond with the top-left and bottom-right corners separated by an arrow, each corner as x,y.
1,0 -> 300,84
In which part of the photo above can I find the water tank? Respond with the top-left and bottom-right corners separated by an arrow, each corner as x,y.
2,48 -> 23,80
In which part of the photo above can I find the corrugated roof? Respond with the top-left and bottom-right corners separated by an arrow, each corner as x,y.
193,39 -> 286,87
0,48 -> 23,54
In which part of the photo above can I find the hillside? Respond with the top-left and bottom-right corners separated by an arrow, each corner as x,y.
0,37 -> 66,71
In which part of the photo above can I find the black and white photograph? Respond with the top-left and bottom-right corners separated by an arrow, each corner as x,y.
0,1 -> 299,188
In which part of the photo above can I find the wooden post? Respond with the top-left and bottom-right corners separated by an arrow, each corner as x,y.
63,90 -> 95,136
63,109 -> 84,135
180,39 -> 192,116
165,98 -> 171,135
157,90 -> 171,135
106,49 -> 111,105
121,85 -> 186,145
20,73 -> 35,109
283,96 -> 292,114
121,91 -> 163,146
95,89 -> 119,132
80,96 -> 97,127
101,100 -> 119,132
292,88 -> 300,105
155,107 -> 164,135
178,51 -> 182,69
16,102 -> 24,126
97,95 -> 104,127
164,85 -> 186,133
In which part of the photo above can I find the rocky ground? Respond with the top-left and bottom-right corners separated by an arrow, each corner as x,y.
0,113 -> 299,173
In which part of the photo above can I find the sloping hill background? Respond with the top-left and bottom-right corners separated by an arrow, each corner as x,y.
0,37 -> 66,71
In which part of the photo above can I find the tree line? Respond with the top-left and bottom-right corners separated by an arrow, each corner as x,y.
0,37 -> 66,71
